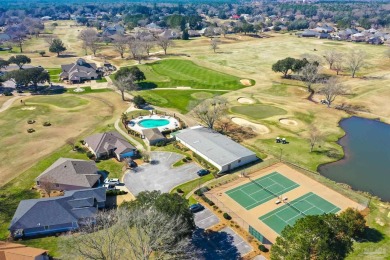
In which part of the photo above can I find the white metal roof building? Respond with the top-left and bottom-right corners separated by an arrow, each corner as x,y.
175,126 -> 258,173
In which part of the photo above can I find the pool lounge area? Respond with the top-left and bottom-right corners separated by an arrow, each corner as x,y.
128,114 -> 181,134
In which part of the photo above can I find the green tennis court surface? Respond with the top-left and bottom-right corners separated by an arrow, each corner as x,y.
259,192 -> 341,234
225,172 -> 299,210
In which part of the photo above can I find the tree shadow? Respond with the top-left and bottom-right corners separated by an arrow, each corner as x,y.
138,82 -> 157,90
192,228 -> 241,260
29,84 -> 66,95
359,227 -> 384,243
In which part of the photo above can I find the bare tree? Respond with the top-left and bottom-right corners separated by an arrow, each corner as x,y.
9,30 -> 26,53
308,126 -> 323,152
210,38 -> 220,53
333,58 -> 344,75
66,137 -> 77,151
319,77 -> 348,108
114,75 -> 138,101
78,28 -> 100,55
300,63 -> 320,93
128,40 -> 144,64
192,97 -> 227,129
140,36 -> 156,56
61,208 -> 199,260
38,176 -> 56,197
156,36 -> 174,55
345,50 -> 366,78
112,34 -> 127,58
323,50 -> 340,69
44,35 -> 55,46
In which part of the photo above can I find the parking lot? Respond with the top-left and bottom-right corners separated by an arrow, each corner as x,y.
124,152 -> 201,195
194,207 -> 220,229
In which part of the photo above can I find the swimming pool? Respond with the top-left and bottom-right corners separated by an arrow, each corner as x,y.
138,119 -> 170,128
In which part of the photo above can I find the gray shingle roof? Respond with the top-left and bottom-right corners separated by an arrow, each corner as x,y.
9,188 -> 105,231
35,158 -> 100,188
85,131 -> 136,155
175,127 -> 256,166
60,59 -> 98,80
142,128 -> 165,142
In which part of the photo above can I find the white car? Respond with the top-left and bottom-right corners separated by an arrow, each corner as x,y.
103,183 -> 116,190
104,178 -> 120,185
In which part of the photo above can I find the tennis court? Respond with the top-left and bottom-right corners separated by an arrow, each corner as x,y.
259,192 -> 341,234
225,172 -> 300,210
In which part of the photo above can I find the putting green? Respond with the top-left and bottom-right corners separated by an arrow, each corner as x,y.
231,104 -> 287,120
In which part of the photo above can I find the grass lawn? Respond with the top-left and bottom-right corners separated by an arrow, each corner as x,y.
137,89 -> 225,113
171,173 -> 215,204
27,96 -> 89,108
230,104 -> 287,120
46,68 -> 62,83
96,77 -> 108,83
137,59 -> 250,90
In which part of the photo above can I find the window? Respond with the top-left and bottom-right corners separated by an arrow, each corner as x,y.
36,181 -> 40,185
44,226 -> 49,230
55,184 -> 59,188
238,160 -> 241,163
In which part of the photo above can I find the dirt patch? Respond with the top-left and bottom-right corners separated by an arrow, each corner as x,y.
237,97 -> 255,104
240,79 -> 252,86
279,118 -> 298,126
21,106 -> 36,111
232,117 -> 270,134
375,217 -> 385,226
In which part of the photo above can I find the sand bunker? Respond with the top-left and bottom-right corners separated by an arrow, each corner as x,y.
232,117 -> 270,134
237,97 -> 255,104
279,118 -> 298,126
21,106 -> 36,111
240,79 -> 252,86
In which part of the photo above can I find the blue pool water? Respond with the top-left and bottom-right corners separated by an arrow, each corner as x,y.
138,119 -> 170,128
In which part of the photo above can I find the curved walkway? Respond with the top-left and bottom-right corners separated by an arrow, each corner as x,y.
114,119 -> 146,151
0,94 -> 30,113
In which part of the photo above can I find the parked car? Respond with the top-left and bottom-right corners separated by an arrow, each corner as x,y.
103,183 -> 116,190
105,178 -> 120,185
197,169 -> 210,176
189,203 -> 204,213
128,160 -> 137,168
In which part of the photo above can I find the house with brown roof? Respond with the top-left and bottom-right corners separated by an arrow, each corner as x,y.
0,242 -> 49,260
84,131 -> 137,161
35,158 -> 102,191
141,128 -> 166,146
60,58 -> 100,83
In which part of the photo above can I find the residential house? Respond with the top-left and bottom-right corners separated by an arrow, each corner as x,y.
351,32 -> 366,42
9,188 -> 106,238
366,36 -> 384,45
299,29 -> 319,38
60,58 -> 100,83
313,24 -> 334,33
335,28 -> 359,40
188,30 -> 201,37
158,29 -> 181,39
0,242 -> 49,260
141,128 -> 166,146
102,24 -> 125,38
84,131 -> 137,161
35,158 -> 102,191
175,126 -> 258,173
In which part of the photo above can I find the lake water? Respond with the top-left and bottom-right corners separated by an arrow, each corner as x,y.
318,116 -> 390,201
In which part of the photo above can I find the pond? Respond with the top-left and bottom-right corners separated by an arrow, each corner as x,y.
318,116 -> 390,202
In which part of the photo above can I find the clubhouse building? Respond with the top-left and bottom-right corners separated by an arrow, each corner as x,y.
175,126 -> 258,172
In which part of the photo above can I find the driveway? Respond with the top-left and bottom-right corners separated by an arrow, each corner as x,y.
123,151 -> 201,195
194,208 -> 220,229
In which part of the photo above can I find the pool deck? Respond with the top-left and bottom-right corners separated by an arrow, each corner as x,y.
127,114 -> 180,134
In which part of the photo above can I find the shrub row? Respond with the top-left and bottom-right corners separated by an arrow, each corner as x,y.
106,190 -> 128,196
223,213 -> 232,220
